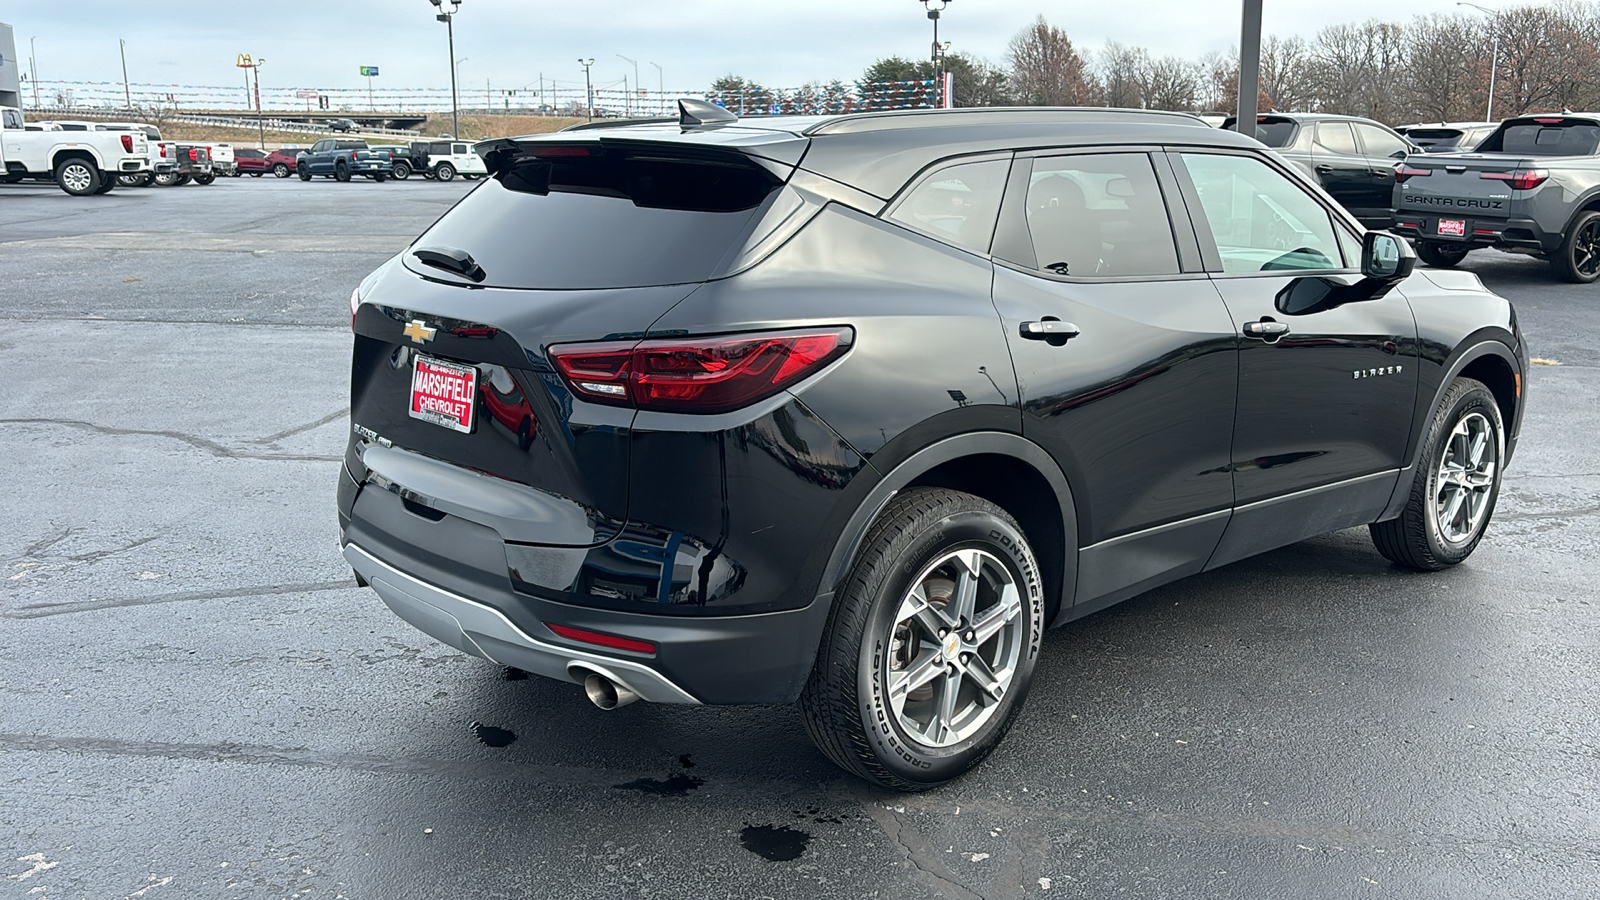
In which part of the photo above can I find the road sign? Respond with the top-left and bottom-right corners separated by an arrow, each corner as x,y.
360,66 -> 379,77
296,89 -> 318,99
236,54 -> 254,68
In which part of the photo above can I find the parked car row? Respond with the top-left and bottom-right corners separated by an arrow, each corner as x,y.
290,138 -> 488,182
1232,110 -> 1600,283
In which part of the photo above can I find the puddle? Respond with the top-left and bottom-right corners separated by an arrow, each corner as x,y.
740,824 -> 811,861
678,754 -> 696,769
470,722 -> 517,747
613,773 -> 705,795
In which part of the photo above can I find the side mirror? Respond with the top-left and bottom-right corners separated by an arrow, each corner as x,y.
1361,231 -> 1415,283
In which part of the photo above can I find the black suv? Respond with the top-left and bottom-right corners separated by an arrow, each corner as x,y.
340,103 -> 1527,789
1226,113 -> 1419,228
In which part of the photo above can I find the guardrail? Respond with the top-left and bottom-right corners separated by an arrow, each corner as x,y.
24,107 -> 434,139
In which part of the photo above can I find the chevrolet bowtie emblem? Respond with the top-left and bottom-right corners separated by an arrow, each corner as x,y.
403,319 -> 437,344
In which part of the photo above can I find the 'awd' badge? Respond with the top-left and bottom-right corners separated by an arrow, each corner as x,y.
1354,365 -> 1403,379
403,320 -> 437,344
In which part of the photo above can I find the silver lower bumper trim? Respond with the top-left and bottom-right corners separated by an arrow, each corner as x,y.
343,543 -> 700,704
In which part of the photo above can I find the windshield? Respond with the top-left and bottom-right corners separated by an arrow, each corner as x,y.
408,147 -> 784,289
1483,121 -> 1600,156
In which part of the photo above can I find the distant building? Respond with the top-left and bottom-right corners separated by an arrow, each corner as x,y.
0,23 -> 20,108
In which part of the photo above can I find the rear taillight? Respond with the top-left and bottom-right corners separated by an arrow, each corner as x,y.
545,623 -> 656,655
1481,169 -> 1549,190
187,148 -> 198,162
1394,164 -> 1431,183
549,328 -> 854,413
120,134 -> 133,153
349,288 -> 361,332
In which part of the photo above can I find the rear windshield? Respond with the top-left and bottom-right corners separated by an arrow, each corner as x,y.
409,147 -> 783,289
1405,129 -> 1462,142
1483,121 -> 1600,156
1253,119 -> 1298,148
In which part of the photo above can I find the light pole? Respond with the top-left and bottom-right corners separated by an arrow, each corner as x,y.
29,38 -> 41,107
650,62 -> 664,114
118,39 -> 132,110
1458,2 -> 1501,121
917,0 -> 951,108
617,54 -> 639,117
429,0 -> 464,139
579,58 -> 595,121
237,54 -> 266,149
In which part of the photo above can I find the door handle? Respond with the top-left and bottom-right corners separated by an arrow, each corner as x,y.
1242,320 -> 1291,340
1019,320 -> 1081,342
1314,165 -> 1334,174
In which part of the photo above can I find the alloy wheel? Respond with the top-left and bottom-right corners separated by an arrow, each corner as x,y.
1433,411 -> 1498,544
885,548 -> 1025,748
62,164 -> 94,194
1575,219 -> 1600,278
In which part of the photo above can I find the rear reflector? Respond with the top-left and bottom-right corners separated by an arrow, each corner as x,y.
550,327 -> 854,413
545,623 -> 657,655
1481,169 -> 1549,190
1395,164 -> 1432,183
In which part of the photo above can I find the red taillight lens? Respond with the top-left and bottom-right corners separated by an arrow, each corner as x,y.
120,134 -> 134,153
349,288 -> 361,332
1481,169 -> 1549,190
528,145 -> 596,157
549,328 -> 854,413
545,623 -> 656,655
187,148 -> 198,162
1394,164 -> 1431,183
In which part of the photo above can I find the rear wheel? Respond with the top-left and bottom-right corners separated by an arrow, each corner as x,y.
435,162 -> 456,182
1551,210 -> 1600,283
800,488 -> 1045,791
1370,377 -> 1503,570
193,173 -> 216,185
372,172 -> 387,182
54,158 -> 100,196
273,162 -> 291,178
173,174 -> 192,186
117,173 -> 147,187
250,171 -> 263,177
1417,241 -> 1470,268
334,160 -> 351,182
152,171 -> 179,187
393,162 -> 411,180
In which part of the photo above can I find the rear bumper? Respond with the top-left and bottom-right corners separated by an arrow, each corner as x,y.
345,542 -> 701,703
1391,213 -> 1559,253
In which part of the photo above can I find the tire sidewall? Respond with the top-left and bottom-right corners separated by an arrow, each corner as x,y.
1558,211 -> 1600,283
56,160 -> 99,196
854,510 -> 1044,785
1419,384 -> 1504,563
436,163 -> 455,181
274,163 -> 290,178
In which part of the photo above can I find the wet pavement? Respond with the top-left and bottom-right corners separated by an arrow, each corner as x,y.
2,177 -> 1597,899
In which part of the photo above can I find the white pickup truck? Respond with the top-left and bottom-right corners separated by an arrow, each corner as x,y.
0,106 -> 153,195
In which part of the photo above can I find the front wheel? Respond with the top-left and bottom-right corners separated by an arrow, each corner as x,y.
117,173 -> 149,187
435,162 -> 455,182
800,488 -> 1045,791
372,172 -> 387,182
1551,210 -> 1600,284
273,163 -> 291,178
173,174 -> 192,186
1417,241 -> 1470,268
250,171 -> 264,177
1370,377 -> 1504,570
92,172 -> 117,194
298,166 -> 313,182
54,158 -> 101,196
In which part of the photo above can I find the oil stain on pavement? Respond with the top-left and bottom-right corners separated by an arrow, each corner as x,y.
739,824 -> 811,861
470,722 -> 517,748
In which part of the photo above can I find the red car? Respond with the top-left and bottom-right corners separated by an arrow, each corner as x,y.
234,148 -> 270,177
264,148 -> 305,178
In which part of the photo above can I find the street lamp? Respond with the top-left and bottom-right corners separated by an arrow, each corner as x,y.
429,0 -> 463,140
649,62 -> 664,114
1458,2 -> 1501,122
918,1 -> 952,108
237,54 -> 267,149
617,54 -> 639,117
579,58 -> 595,121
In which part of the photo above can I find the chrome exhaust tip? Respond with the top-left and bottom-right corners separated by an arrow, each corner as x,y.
583,672 -> 640,710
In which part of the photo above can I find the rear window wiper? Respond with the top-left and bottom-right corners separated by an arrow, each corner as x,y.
413,246 -> 486,283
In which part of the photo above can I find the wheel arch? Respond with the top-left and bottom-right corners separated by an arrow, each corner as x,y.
817,432 -> 1078,626
50,148 -> 101,172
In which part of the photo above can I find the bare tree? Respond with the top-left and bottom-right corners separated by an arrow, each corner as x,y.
1141,55 -> 1202,111
1259,35 -> 1313,112
1006,16 -> 1091,106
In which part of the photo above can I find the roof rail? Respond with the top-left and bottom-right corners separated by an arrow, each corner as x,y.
805,106 -> 1207,136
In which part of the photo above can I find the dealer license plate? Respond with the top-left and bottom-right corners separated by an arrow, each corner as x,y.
1437,218 -> 1467,237
409,355 -> 478,433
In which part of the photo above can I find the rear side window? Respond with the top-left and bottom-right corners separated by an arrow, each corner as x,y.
1179,153 -> 1345,274
889,159 -> 1008,254
1023,153 -> 1179,278
1,109 -> 22,130
409,147 -> 784,289
1489,121 -> 1600,156
1314,122 -> 1359,155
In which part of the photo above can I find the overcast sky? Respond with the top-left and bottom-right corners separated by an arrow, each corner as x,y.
7,1 -> 1509,95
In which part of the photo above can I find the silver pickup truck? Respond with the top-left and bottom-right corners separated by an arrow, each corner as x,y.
1390,113 -> 1600,282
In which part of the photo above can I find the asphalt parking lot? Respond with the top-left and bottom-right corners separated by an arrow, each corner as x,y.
2,176 -> 1597,900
